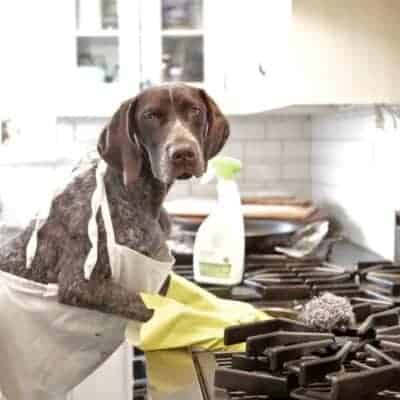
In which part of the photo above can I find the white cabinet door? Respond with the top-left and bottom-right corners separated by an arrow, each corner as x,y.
118,0 -> 141,98
223,0 -> 292,114
139,0 -> 224,96
70,343 -> 132,400
291,0 -> 400,105
57,0 -> 141,117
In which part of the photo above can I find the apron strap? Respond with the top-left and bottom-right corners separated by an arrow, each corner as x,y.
25,207 -> 50,269
24,157 -> 121,283
25,172 -> 62,269
83,161 -> 121,281
25,158 -> 122,281
100,167 -> 121,281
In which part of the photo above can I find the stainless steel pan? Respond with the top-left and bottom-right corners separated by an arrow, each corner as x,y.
172,216 -> 301,237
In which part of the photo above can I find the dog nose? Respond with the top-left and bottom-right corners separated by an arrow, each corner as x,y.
169,144 -> 196,163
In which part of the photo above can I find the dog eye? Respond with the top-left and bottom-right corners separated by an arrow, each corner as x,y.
143,111 -> 157,120
190,107 -> 202,116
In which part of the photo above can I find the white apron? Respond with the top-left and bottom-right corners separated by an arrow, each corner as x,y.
0,160 -> 174,400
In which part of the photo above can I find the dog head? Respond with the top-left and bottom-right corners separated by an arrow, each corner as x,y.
97,84 -> 229,186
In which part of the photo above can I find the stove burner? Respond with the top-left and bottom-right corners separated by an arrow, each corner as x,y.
224,318 -> 316,346
177,258 -> 400,400
207,307 -> 400,400
359,264 -> 400,304
243,262 -> 359,302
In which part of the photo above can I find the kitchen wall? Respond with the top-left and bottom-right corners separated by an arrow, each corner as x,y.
194,114 -> 311,200
311,107 -> 400,259
56,114 -> 312,201
55,108 -> 400,260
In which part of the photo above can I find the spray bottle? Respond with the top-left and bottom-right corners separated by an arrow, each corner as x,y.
193,156 -> 245,285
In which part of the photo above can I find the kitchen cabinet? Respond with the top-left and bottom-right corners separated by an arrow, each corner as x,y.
290,0 -> 400,105
56,0 -> 140,117
57,0 -> 228,116
139,0 -> 226,99
56,0 -> 400,117
56,0 -> 292,116
224,0 -> 400,114
222,0 -> 293,114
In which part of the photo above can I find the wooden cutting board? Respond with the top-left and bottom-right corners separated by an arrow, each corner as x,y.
165,198 -> 317,221
242,195 -> 312,207
242,204 -> 316,220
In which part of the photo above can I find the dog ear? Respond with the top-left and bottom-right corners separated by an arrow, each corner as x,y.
199,89 -> 230,160
97,97 -> 143,187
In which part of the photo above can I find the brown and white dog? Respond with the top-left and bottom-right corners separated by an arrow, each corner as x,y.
0,83 -> 230,322
0,84 -> 229,399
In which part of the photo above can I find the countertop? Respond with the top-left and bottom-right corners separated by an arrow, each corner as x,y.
316,237 -> 387,266
144,239 -> 389,400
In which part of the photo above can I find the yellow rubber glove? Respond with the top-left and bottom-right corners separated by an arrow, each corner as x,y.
126,272 -> 270,352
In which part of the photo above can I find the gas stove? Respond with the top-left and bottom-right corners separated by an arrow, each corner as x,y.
138,245 -> 400,400
191,258 -> 400,400
194,309 -> 400,400
174,255 -> 399,310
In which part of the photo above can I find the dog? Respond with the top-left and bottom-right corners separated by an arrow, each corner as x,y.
0,84 -> 229,399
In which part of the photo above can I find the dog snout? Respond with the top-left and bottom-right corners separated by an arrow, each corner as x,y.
168,143 -> 196,163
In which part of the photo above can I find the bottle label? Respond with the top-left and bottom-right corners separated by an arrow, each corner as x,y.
199,257 -> 231,279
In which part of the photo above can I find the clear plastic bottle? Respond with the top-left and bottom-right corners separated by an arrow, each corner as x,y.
193,157 -> 245,285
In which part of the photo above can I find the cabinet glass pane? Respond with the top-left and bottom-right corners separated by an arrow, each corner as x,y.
162,0 -> 202,30
76,0 -> 118,30
77,37 -> 119,83
162,37 -> 203,82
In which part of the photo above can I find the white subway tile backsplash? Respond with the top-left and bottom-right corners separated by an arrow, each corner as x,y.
265,181 -> 311,199
312,140 -> 373,166
56,114 -> 311,201
311,163 -> 373,186
311,111 -> 375,141
228,117 -> 265,140
282,141 -> 310,161
166,181 -> 192,200
282,163 -> 310,181
244,164 -> 281,182
244,140 -> 281,164
311,108 -> 399,259
219,140 -> 245,160
53,106 -> 398,260
239,183 -> 267,195
191,183 -> 216,197
265,116 -> 310,140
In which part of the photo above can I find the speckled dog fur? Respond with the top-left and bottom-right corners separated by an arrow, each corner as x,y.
0,157 -> 168,321
0,84 -> 229,323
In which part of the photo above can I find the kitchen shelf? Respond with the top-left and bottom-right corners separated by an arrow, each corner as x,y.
161,29 -> 203,37
75,29 -> 119,38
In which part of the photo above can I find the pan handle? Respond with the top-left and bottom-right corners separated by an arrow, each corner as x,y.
324,235 -> 344,262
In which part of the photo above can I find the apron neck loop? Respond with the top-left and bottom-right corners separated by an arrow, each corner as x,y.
84,161 -> 120,281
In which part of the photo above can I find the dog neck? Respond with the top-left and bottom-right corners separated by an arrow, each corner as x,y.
103,162 -> 168,220
101,161 -> 171,256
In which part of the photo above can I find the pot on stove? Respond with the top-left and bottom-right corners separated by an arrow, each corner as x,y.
171,216 -> 305,255
166,197 -> 327,256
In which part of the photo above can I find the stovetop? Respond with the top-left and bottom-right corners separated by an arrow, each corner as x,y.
193,310 -> 400,400
139,241 -> 400,400
191,259 -> 400,400
173,255 -> 399,310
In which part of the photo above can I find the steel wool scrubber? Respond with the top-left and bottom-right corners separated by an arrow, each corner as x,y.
299,292 -> 355,332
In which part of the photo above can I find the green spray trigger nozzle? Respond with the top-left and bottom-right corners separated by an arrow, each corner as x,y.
200,156 -> 242,184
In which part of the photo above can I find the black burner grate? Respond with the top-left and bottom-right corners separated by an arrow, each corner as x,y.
137,258 -> 400,400
208,310 -> 400,400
